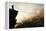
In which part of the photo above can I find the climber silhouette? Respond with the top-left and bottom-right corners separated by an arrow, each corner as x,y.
9,5 -> 18,29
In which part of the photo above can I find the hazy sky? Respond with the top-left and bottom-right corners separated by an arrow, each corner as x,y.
9,2 -> 44,23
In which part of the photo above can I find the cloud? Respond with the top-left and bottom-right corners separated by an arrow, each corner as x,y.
15,3 -> 44,23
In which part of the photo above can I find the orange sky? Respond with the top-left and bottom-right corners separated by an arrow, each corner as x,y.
9,3 -> 44,23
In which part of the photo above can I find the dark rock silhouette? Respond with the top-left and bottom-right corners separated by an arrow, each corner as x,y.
9,5 -> 18,29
